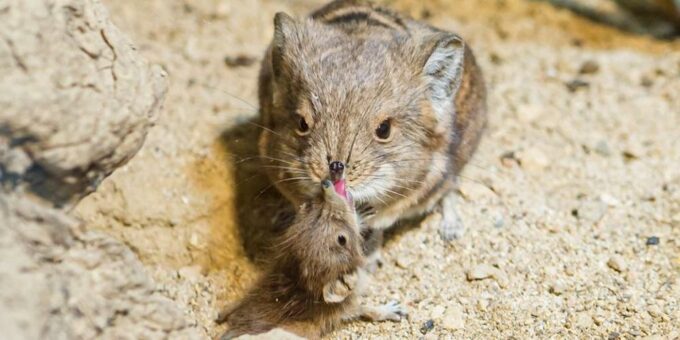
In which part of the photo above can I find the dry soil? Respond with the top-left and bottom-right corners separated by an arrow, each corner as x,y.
75,0 -> 680,338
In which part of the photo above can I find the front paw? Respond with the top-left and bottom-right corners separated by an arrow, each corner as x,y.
439,208 -> 465,241
364,250 -> 384,274
421,206 -> 465,241
322,271 -> 357,303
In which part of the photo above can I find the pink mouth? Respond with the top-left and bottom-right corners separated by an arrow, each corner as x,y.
333,179 -> 351,204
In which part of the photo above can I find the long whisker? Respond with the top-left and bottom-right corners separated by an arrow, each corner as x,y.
253,176 -> 312,201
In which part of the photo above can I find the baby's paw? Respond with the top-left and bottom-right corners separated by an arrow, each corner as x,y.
374,301 -> 408,322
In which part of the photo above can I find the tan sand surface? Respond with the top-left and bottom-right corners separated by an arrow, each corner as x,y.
75,0 -> 680,338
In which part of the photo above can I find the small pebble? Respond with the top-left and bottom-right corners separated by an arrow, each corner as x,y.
671,212 -> 680,223
599,193 -> 620,206
395,257 -> 412,269
592,314 -> 605,326
516,104 -> 543,123
579,60 -> 600,74
646,236 -> 660,246
607,255 -> 627,272
467,264 -> 509,288
647,305 -> 664,319
459,181 -> 494,201
608,332 -> 620,340
430,305 -> 445,319
575,312 -> 592,328
467,264 -> 495,280
594,140 -> 611,157
549,281 -> 566,295
565,79 -> 590,92
518,147 -> 550,172
441,306 -> 465,331
493,213 -> 505,228
224,54 -> 257,67
476,299 -> 489,311
499,151 -> 518,167
420,319 -> 435,334
574,200 -> 607,223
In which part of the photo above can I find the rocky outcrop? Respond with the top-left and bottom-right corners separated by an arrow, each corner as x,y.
0,0 -> 202,339
0,0 -> 167,207
0,195 -> 202,339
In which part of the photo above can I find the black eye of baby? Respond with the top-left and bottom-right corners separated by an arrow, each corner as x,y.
337,235 -> 347,246
296,115 -> 310,135
375,119 -> 391,141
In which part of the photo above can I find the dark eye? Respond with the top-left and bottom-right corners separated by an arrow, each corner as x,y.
375,119 -> 391,141
337,234 -> 347,246
296,114 -> 310,136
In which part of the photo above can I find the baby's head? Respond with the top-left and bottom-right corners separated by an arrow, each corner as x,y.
277,179 -> 364,295
259,12 -> 466,207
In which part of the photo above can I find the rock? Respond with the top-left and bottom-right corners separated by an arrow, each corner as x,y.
459,181 -> 494,201
607,255 -> 628,272
0,195 -> 201,339
549,281 -> 566,295
574,200 -> 607,223
647,305 -> 665,319
224,55 -> 258,68
573,312 -> 593,328
592,314 -> 605,326
420,319 -> 435,334
518,148 -> 550,172
431,305 -> 446,319
467,264 -> 509,288
594,140 -> 612,157
599,193 -> 620,206
441,306 -> 465,331
467,264 -> 496,280
395,256 -> 412,269
516,104 -> 543,123
565,79 -> 590,92
645,236 -> 660,246
0,0 -> 167,207
579,60 -> 600,74
671,212 -> 680,223
500,151 -> 519,167
0,0 -> 199,338
493,212 -> 505,228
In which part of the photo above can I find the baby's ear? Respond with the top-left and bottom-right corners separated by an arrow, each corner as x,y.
271,12 -> 297,79
422,34 -> 466,119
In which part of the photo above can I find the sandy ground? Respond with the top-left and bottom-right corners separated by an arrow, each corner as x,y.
74,0 -> 680,338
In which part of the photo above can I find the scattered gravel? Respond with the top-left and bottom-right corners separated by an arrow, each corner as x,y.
75,0 -> 680,338
607,255 -> 628,273
646,236 -> 660,246
420,319 -> 435,334
467,264 -> 509,288
441,306 -> 465,331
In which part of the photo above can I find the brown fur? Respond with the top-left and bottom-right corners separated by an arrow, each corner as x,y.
257,0 -> 487,239
218,184 -> 364,339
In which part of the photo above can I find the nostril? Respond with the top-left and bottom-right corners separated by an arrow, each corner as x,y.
329,161 -> 344,172
329,161 -> 345,180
